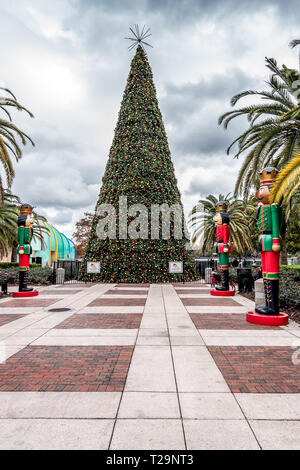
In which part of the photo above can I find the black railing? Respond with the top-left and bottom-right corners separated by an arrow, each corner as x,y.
52,260 -> 82,284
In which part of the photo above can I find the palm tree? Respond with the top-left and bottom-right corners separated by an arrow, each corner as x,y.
218,57 -> 300,200
189,193 -> 255,255
289,39 -> 300,71
270,154 -> 300,205
0,87 -> 34,201
0,189 -> 19,258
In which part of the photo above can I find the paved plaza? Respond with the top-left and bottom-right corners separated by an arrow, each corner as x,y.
0,282 -> 299,449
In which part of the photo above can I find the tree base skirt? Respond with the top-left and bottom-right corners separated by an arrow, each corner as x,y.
246,310 -> 288,326
210,289 -> 235,296
12,291 -> 39,298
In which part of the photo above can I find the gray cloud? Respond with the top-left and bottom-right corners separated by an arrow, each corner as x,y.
0,0 -> 299,238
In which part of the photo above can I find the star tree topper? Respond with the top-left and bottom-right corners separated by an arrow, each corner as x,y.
125,24 -> 153,52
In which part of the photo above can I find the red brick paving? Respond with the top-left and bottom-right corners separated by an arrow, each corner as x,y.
55,313 -> 142,329
208,346 -> 300,393
88,298 -> 146,307
0,314 -> 25,327
190,314 -> 280,330
0,345 -> 134,392
181,297 -> 239,306
104,289 -> 148,295
0,299 -> 62,308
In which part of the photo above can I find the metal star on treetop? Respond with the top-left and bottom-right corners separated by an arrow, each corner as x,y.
125,24 -> 153,52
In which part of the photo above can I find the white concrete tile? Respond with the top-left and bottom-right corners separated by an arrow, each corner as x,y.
125,345 -> 176,392
0,344 -> 25,362
140,314 -> 167,329
45,328 -> 138,337
186,306 -> 248,314
9,328 -> 49,337
139,328 -> 168,336
184,420 -> 260,450
179,294 -> 215,298
0,419 -> 114,450
32,336 -> 136,346
201,336 -> 297,346
167,317 -> 195,328
250,420 -> 300,450
2,336 -> 40,346
235,394 -> 300,420
136,336 -> 169,345
0,308 -> 42,314
102,294 -> 147,299
110,419 -> 185,450
172,346 -> 229,392
169,327 -> 199,337
288,329 -> 300,338
118,392 -> 180,418
199,329 -> 294,337
170,336 -> 204,346
82,307 -> 144,314
30,313 -> 74,328
0,392 -> 121,418
180,393 -> 244,419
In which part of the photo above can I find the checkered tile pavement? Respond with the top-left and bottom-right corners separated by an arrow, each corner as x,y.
0,281 -> 299,450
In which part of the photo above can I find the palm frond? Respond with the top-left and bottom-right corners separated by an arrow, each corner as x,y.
270,154 -> 300,204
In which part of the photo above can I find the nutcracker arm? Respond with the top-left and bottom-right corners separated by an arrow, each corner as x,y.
17,227 -> 25,245
271,205 -> 280,252
222,224 -> 229,245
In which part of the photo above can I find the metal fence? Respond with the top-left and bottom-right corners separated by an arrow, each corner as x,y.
52,260 -> 82,284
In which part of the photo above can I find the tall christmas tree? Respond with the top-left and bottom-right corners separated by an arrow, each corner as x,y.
80,33 -> 198,283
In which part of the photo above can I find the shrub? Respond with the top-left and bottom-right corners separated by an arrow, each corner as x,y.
280,265 -> 300,272
279,270 -> 300,309
0,266 -> 53,285
0,270 -> 16,283
0,262 -> 42,269
28,267 -> 53,284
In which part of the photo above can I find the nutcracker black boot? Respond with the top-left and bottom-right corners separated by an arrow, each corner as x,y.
19,271 -> 33,292
256,279 -> 278,315
216,269 -> 229,291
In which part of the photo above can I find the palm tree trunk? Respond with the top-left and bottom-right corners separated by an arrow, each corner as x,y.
280,232 -> 288,265
11,243 -> 17,263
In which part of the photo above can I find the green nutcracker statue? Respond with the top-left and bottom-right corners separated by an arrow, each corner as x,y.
13,203 -> 38,297
210,201 -> 234,296
247,167 -> 288,325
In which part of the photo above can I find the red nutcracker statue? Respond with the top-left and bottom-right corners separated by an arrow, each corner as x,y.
247,167 -> 288,325
13,204 -> 38,298
210,201 -> 234,296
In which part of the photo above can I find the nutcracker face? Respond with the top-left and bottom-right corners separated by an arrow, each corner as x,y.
256,185 -> 271,205
213,213 -> 222,225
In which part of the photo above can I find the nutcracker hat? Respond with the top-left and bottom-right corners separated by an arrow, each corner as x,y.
20,203 -> 34,214
258,167 -> 279,186
216,201 -> 228,212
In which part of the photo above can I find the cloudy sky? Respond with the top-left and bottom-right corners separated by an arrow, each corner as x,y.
1,0 -> 299,238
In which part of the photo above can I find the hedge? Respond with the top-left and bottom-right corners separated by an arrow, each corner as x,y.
0,262 -> 42,269
280,265 -> 300,271
0,266 -> 53,285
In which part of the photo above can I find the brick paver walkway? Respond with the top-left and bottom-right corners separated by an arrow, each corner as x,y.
0,282 -> 299,450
